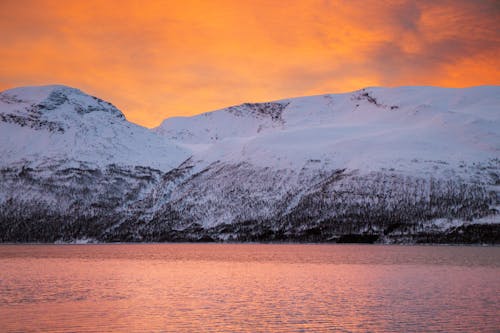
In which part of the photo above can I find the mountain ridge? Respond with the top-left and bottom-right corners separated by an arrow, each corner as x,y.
1,84 -> 499,243
0,85 -> 189,170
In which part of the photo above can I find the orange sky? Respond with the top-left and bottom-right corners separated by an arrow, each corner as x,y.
1,0 -> 499,127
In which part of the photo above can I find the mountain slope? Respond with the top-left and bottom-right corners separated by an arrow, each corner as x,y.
144,86 -> 500,242
1,85 -> 499,243
155,86 -> 499,172
0,85 -> 188,170
0,85 -> 189,242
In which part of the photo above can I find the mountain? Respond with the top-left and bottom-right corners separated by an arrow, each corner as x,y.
156,86 -> 498,170
0,85 -> 187,169
0,85 -> 189,242
1,85 -> 499,243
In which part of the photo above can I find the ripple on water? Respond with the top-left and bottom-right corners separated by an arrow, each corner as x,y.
0,244 -> 499,332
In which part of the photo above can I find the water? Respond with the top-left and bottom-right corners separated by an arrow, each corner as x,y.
0,244 -> 499,332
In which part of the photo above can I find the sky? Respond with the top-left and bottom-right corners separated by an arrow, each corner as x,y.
1,0 -> 499,127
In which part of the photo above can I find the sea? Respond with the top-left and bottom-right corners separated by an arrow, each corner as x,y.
0,244 -> 499,332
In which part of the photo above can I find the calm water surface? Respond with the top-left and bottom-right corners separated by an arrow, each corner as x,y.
0,244 -> 499,332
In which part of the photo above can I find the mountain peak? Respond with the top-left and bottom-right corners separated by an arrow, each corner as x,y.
0,84 -> 125,119
0,84 -> 190,171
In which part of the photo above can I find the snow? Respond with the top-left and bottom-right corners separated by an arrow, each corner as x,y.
155,86 -> 500,176
3,84 -> 497,178
0,85 -> 189,171
1,84 -> 499,242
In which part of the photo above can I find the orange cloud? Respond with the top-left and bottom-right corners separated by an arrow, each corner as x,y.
1,0 -> 499,127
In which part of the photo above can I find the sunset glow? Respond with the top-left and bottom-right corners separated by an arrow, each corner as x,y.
1,0 -> 499,127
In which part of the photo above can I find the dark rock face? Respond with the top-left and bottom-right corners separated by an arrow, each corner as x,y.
352,88 -> 399,110
227,102 -> 289,122
0,112 -> 65,133
37,90 -> 69,111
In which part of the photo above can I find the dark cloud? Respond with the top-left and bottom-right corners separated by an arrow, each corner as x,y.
392,1 -> 422,32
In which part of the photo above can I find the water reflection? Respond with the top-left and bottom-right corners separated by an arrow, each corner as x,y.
0,244 -> 499,332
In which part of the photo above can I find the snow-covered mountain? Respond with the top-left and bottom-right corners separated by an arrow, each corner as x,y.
1,85 -> 499,243
0,85 -> 187,170
0,85 -> 189,242
156,86 -> 498,173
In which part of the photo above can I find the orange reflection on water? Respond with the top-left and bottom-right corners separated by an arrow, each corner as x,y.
0,244 -> 499,332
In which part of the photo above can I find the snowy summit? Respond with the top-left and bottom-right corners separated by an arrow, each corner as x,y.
0,85 -> 189,170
